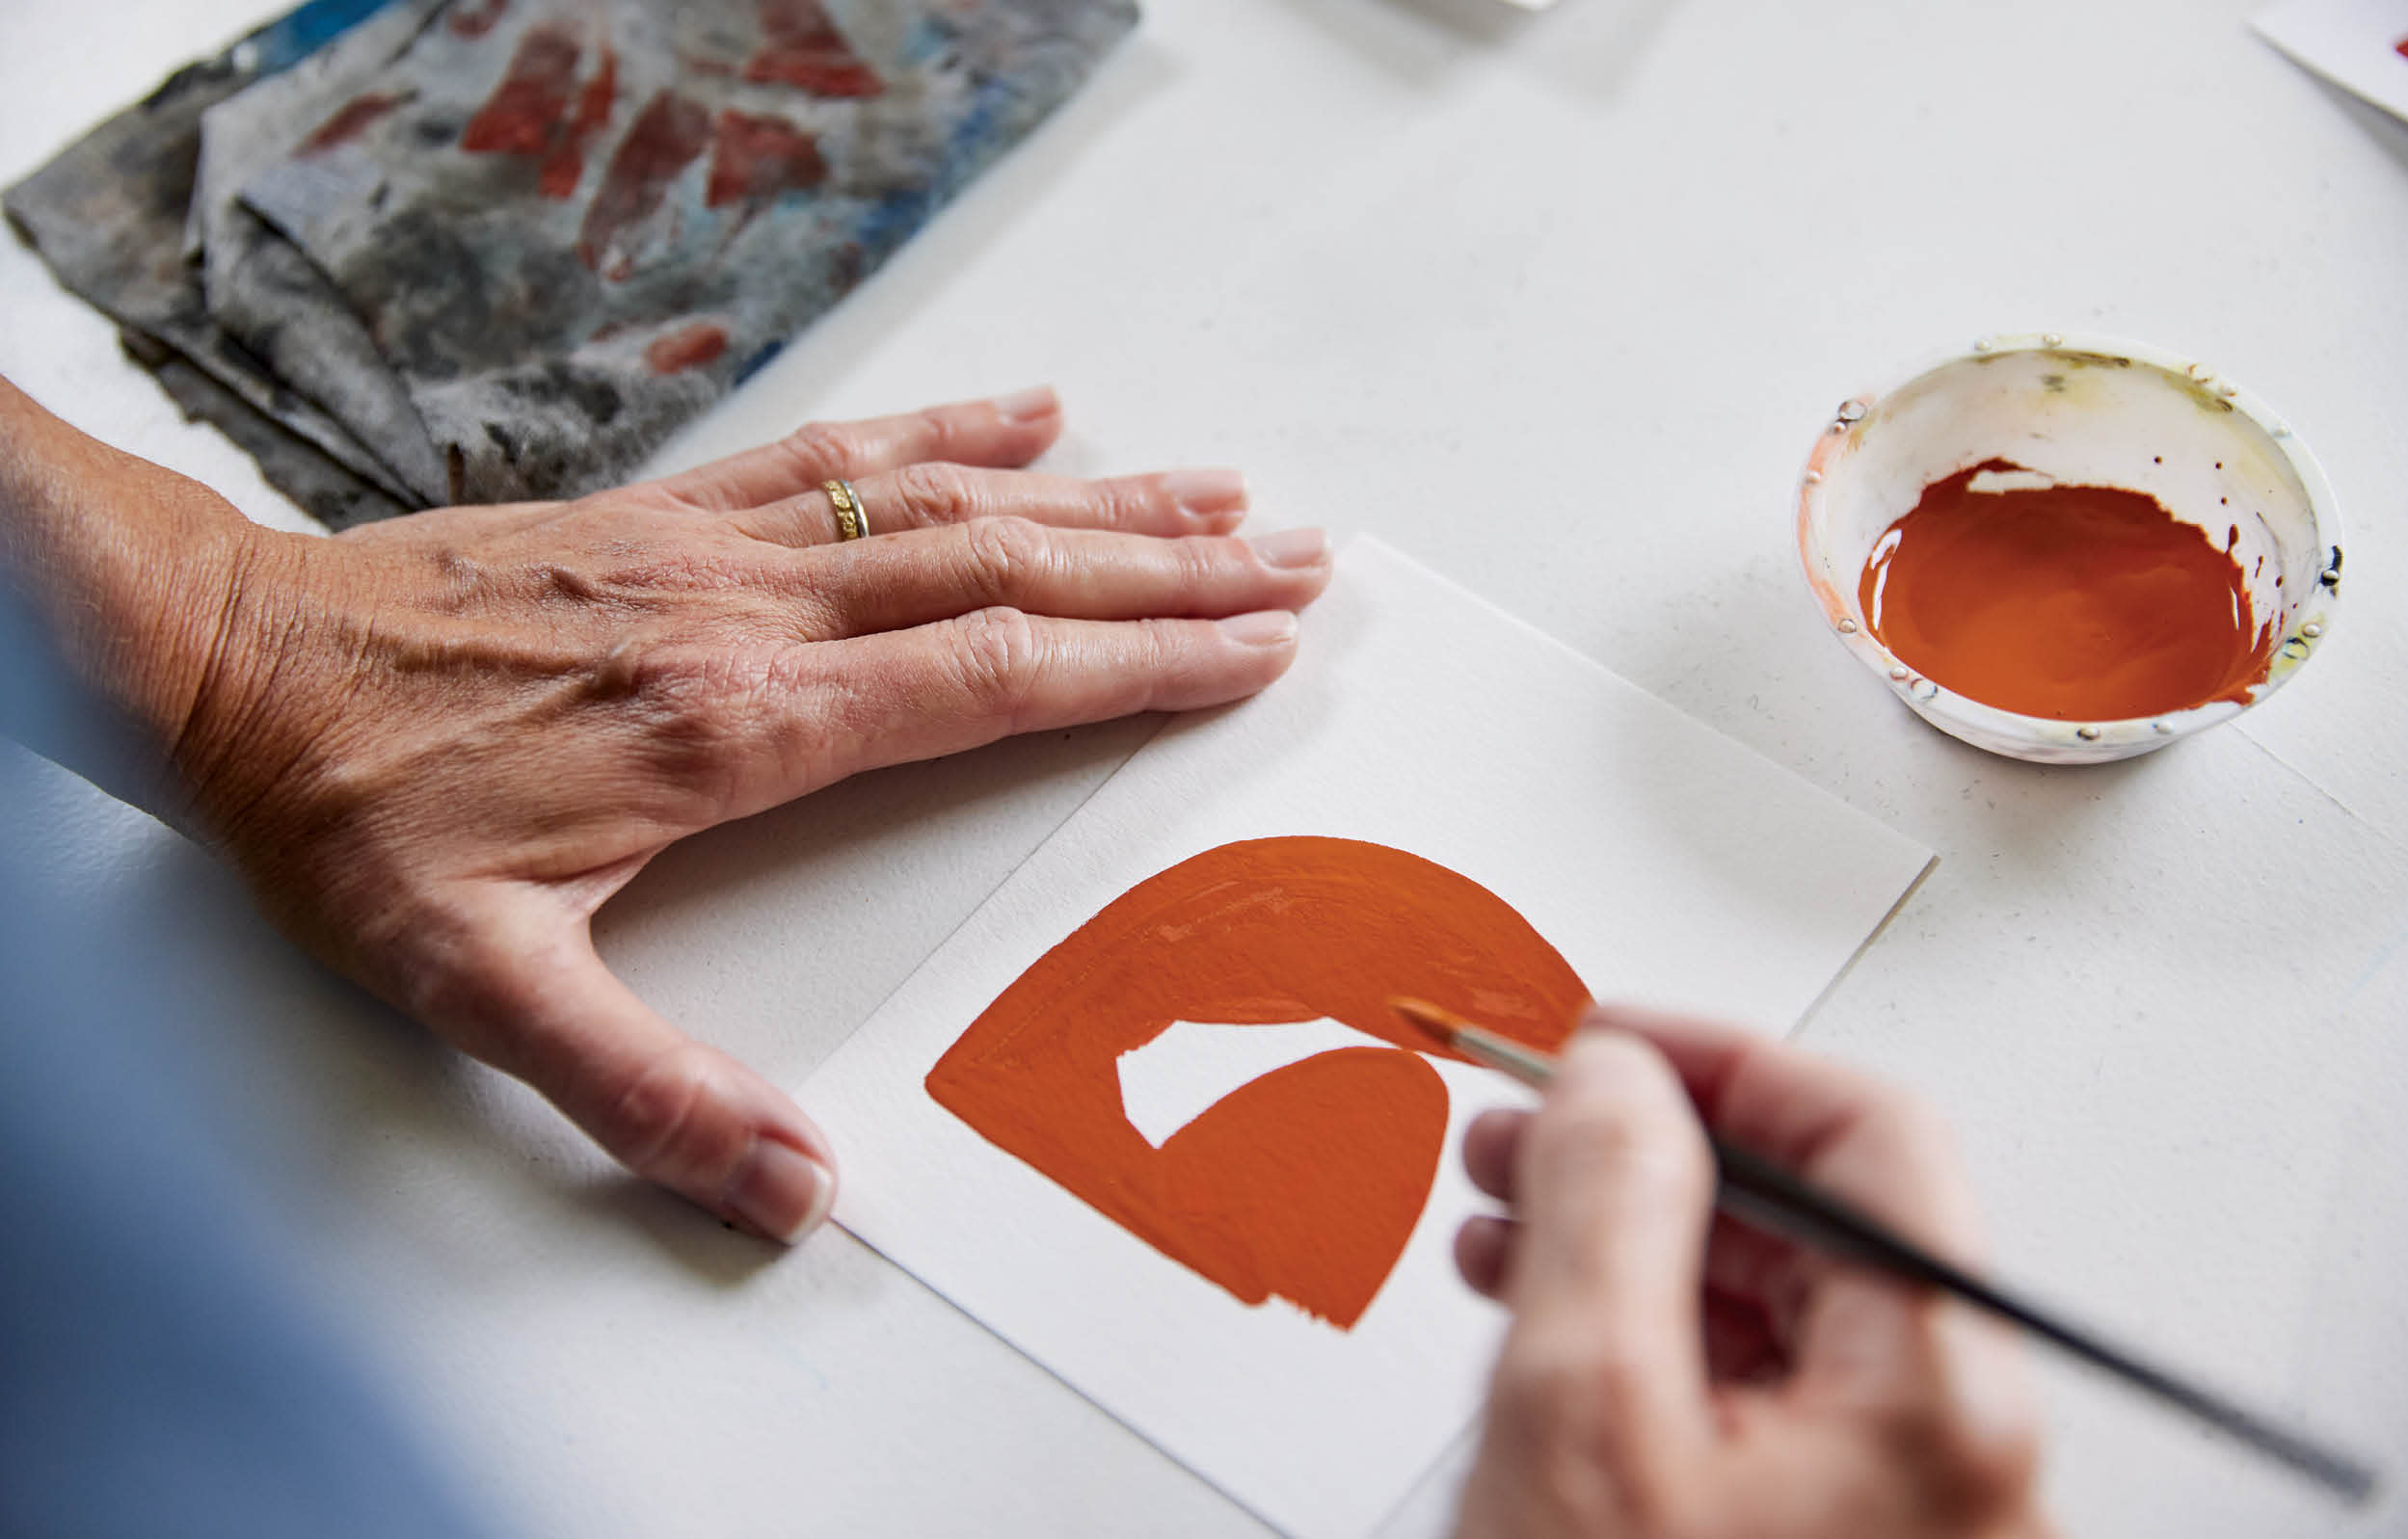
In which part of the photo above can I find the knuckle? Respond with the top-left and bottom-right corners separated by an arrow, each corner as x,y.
600,1042 -> 748,1184
948,606 -> 1043,718
1171,533 -> 1227,589
367,895 -> 535,1050
1136,614 -> 1189,671
913,406 -> 971,463
789,585 -> 849,644
596,639 -> 713,715
590,641 -> 758,786
1532,1053 -> 1704,1192
1530,1098 -> 1662,1191
778,421 -> 854,479
1105,618 -> 1189,713
894,461 -> 979,523
1098,475 -> 1164,529
959,515 -> 1052,601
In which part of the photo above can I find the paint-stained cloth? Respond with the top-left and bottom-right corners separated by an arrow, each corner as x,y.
7,0 -> 1137,526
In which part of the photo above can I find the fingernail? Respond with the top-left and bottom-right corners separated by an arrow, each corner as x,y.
1249,527 -> 1329,569
726,1136 -> 835,1244
992,385 -> 1057,422
1217,610 -> 1298,647
1162,465 -> 1247,515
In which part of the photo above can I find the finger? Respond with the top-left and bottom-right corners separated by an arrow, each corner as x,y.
1599,1007 -> 2037,1466
790,606 -> 1303,788
1593,1003 -> 1984,1254
1488,1028 -> 1716,1482
1455,1213 -> 1515,1299
651,386 -> 1065,511
797,519 -> 1331,637
737,461 -> 1250,547
463,917 -> 838,1243
1463,1105 -> 1527,1203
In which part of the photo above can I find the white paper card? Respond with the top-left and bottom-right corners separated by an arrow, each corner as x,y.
2254,0 -> 2408,123
801,537 -> 1933,1538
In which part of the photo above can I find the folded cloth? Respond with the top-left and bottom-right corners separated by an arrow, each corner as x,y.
192,0 -> 457,505
6,0 -> 429,525
8,0 -> 1137,525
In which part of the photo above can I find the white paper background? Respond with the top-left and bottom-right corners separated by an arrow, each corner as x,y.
2254,0 -> 2408,121
801,537 -> 1934,1539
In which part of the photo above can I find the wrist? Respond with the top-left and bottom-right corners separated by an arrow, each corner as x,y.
0,378 -> 286,805
76,480 -> 270,755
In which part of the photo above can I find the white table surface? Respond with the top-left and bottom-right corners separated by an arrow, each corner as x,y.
6,0 -> 2407,1533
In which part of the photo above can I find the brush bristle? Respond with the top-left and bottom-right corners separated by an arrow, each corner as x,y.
1387,995 -> 1463,1051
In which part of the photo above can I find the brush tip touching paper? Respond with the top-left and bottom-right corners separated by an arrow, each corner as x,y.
1385,996 -> 1463,1054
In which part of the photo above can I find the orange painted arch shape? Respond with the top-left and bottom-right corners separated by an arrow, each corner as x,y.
925,836 -> 1590,1329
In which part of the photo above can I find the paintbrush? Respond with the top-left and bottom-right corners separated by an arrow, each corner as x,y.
1387,997 -> 2378,1506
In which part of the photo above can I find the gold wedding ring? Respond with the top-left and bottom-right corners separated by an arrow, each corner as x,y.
823,478 -> 870,541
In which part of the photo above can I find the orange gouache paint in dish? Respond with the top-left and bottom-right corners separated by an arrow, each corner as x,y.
1858,460 -> 2276,721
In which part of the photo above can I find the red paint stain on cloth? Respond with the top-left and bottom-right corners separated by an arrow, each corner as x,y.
576,90 -> 712,271
449,0 -> 508,38
1860,460 -> 2274,720
459,23 -> 618,199
460,22 -> 580,155
745,0 -> 884,95
925,836 -> 1591,1330
539,43 -> 617,198
2396,35 -> 2408,59
706,110 -> 825,206
300,93 -> 407,154
644,322 -> 727,373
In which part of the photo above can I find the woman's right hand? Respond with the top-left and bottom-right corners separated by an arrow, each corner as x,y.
1452,1006 -> 2052,1539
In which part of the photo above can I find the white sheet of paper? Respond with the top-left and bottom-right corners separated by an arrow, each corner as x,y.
801,537 -> 1934,1539
2254,0 -> 2408,122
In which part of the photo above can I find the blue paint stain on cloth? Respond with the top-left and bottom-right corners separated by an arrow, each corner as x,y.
252,0 -> 420,71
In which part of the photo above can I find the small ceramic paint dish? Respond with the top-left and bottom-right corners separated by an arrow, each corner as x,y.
1794,332 -> 2343,764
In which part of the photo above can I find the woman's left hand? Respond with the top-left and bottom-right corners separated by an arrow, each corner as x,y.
2,379 -> 1332,1242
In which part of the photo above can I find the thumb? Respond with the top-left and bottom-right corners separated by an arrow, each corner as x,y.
1497,1023 -> 1717,1479
468,920 -> 839,1243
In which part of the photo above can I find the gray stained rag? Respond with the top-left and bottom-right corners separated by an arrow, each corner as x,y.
8,0 -> 1137,527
